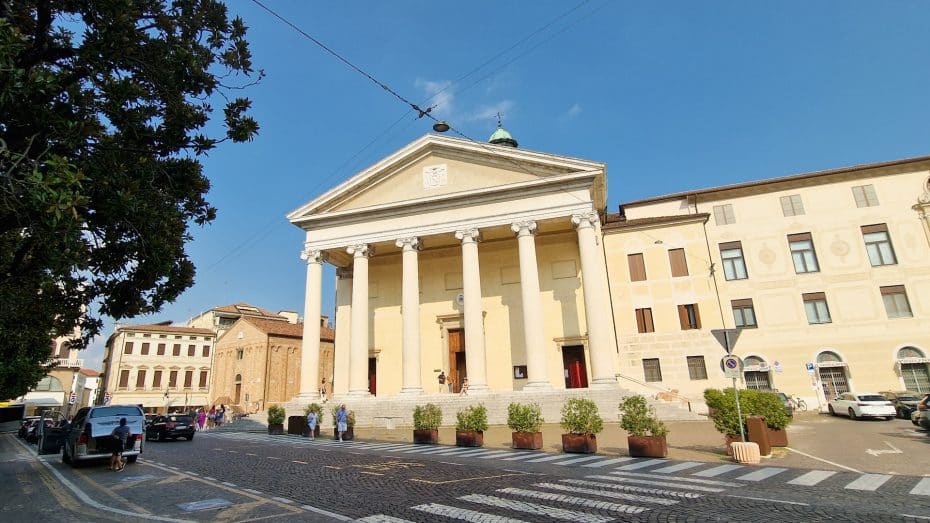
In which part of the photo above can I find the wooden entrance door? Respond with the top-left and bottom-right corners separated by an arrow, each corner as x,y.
234,374 -> 242,405
448,329 -> 466,393
562,346 -> 588,389
368,357 -> 377,396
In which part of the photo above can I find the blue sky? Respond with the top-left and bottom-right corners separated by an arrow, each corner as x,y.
81,1 -> 930,369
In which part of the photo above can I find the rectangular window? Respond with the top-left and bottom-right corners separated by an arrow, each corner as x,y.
168,370 -> 178,388
172,344 -> 181,356
803,292 -> 832,324
780,194 -> 805,216
123,342 -> 133,355
713,204 -> 735,225
184,371 -> 193,389
236,349 -> 244,360
152,370 -> 162,389
731,299 -> 758,328
881,285 -> 913,318
140,342 -> 150,356
643,358 -> 663,382
788,233 -> 820,273
678,304 -> 701,330
188,344 -> 195,357
862,224 -> 897,266
687,356 -> 708,380
118,369 -> 130,388
628,253 -> 647,282
668,248 -> 689,277
852,184 -> 879,207
156,343 -> 166,356
135,370 -> 146,389
719,241 -> 748,280
635,308 -> 655,334
202,345 -> 210,358
199,371 -> 208,388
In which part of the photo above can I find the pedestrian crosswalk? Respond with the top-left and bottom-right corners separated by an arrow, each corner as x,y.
205,431 -> 927,496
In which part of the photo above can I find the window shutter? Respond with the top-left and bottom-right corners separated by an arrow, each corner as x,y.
184,371 -> 193,388
152,370 -> 162,388
135,370 -> 146,388
199,371 -> 208,388
668,249 -> 688,277
677,305 -> 689,329
718,241 -> 742,251
692,304 -> 702,329
141,342 -> 150,355
635,309 -> 645,333
628,253 -> 646,281
118,370 -> 129,388
861,223 -> 888,234
124,342 -> 133,355
731,298 -> 753,308
880,285 -> 906,296
157,343 -> 166,355
203,345 -> 210,357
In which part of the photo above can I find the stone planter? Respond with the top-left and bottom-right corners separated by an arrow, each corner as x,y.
268,423 -> 284,435
455,430 -> 484,447
561,433 -> 597,454
413,429 -> 439,445
627,435 -> 668,458
767,427 -> 788,447
333,427 -> 354,441
511,432 -> 543,450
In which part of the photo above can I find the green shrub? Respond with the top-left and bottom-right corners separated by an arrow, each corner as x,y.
455,404 -> 489,432
746,390 -> 791,430
618,395 -> 668,437
704,388 -> 793,435
304,402 -> 324,424
330,406 -> 356,427
507,402 -> 544,433
560,398 -> 604,435
413,403 -> 443,430
267,404 -> 286,425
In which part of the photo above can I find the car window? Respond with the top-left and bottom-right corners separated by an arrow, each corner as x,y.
858,395 -> 887,402
167,415 -> 192,423
90,406 -> 143,418
897,396 -> 919,402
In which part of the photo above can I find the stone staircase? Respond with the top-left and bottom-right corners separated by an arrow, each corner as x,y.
282,386 -> 704,429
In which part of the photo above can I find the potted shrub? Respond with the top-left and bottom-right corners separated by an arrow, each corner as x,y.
619,395 -> 668,458
413,403 -> 442,444
267,405 -> 286,435
705,388 -> 744,454
455,404 -> 488,447
507,402 -> 544,450
304,403 -> 323,438
560,398 -> 603,454
330,405 -> 356,441
748,390 -> 792,447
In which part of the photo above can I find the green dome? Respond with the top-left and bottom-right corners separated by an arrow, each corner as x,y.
489,126 -> 518,148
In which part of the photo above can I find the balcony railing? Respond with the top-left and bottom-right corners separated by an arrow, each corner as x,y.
52,358 -> 84,368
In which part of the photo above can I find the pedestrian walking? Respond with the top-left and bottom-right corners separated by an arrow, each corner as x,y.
215,406 -> 225,428
336,404 -> 348,442
437,371 -> 446,393
197,408 -> 206,431
319,378 -> 327,403
207,406 -> 216,430
306,410 -> 318,440
459,377 -> 469,396
109,417 -> 131,471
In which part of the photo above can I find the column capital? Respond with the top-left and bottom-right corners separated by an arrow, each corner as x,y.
454,227 -> 481,244
571,211 -> 599,229
395,236 -> 421,251
346,244 -> 372,258
511,220 -> 538,237
299,244 -> 326,264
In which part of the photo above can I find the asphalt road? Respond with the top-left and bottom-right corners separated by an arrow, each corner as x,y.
4,424 -> 930,522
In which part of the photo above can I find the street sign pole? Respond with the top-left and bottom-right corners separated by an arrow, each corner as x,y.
733,377 -> 745,442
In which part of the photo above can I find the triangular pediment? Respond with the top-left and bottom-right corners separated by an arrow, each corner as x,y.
288,135 -> 605,222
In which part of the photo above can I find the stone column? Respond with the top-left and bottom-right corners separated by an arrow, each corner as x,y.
297,245 -> 325,399
346,244 -> 372,397
454,228 -> 488,392
396,236 -> 423,395
512,220 -> 550,389
572,211 -> 618,386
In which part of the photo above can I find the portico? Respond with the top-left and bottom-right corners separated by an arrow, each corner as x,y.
288,133 -> 617,401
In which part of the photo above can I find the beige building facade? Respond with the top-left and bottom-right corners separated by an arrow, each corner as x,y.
99,323 -> 216,413
289,133 -> 930,412
211,317 -> 335,411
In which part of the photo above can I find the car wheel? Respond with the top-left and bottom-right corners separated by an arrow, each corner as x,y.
828,405 -> 836,416
848,407 -> 857,420
126,455 -> 138,464
186,434 -> 194,441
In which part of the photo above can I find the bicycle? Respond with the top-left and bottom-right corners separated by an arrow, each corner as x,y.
789,395 -> 808,412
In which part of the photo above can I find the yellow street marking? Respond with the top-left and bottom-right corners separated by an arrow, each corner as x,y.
246,453 -> 258,456
410,473 -> 523,485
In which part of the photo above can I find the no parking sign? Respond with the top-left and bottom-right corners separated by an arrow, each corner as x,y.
721,355 -> 742,378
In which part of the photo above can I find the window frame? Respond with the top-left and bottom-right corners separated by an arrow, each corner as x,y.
713,204 -> 735,225
731,298 -> 757,328
802,292 -> 832,324
780,194 -> 805,217
788,232 -> 820,274
642,358 -> 663,382
852,184 -> 879,207
123,342 -> 133,355
861,224 -> 897,266
881,285 -> 912,319
687,355 -> 708,380
677,303 -> 702,330
719,241 -> 748,281
668,248 -> 689,277
635,308 -> 655,334
628,253 -> 647,282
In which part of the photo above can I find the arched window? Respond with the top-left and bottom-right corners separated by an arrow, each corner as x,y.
817,350 -> 849,397
897,346 -> 930,393
817,351 -> 843,364
898,347 -> 926,359
742,356 -> 771,390
58,341 -> 71,359
32,376 -> 64,392
744,356 -> 766,367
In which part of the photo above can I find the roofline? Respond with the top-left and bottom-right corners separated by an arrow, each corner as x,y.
620,154 -> 930,208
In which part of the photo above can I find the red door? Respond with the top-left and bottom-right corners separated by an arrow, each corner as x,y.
448,329 -> 466,393
562,346 -> 588,389
368,358 -> 377,396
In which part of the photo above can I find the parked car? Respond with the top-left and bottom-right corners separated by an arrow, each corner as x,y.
59,405 -> 144,467
145,414 -> 196,441
775,392 -> 795,417
915,394 -> 930,430
828,392 -> 896,420
880,391 -> 923,419
26,418 -> 56,444
144,414 -> 157,428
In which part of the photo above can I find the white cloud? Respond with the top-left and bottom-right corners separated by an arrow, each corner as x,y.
564,103 -> 582,119
415,78 -> 455,117
465,100 -> 515,123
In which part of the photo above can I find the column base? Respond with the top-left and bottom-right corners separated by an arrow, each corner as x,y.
344,390 -> 372,398
461,384 -> 490,394
589,378 -> 620,388
399,387 -> 424,395
292,392 -> 328,404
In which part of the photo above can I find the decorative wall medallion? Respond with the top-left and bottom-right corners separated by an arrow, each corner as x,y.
422,164 -> 448,189
830,237 -> 850,257
758,244 -> 776,265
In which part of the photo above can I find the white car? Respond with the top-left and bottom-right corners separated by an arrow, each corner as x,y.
828,392 -> 896,420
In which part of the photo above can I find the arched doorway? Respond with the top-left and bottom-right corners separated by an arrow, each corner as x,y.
897,347 -> 930,393
742,356 -> 772,390
234,374 -> 242,405
817,351 -> 849,399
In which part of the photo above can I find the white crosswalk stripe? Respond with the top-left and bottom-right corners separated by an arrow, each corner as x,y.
610,471 -> 741,487
617,458 -> 667,470
477,450 -> 520,459
592,475 -> 726,493
497,487 -> 649,514
844,473 -> 891,491
536,481 -> 681,505
787,470 -> 836,486
652,461 -> 703,474
910,477 -> 930,496
524,454 -> 576,463
692,464 -> 742,477
582,456 -> 635,468
735,467 -> 788,482
499,452 -> 542,461
553,455 -> 603,466
459,493 -> 611,523
562,478 -> 702,499
412,503 -> 528,522
356,515 -> 414,523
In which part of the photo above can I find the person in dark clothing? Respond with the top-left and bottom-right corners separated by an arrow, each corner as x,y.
110,418 -> 131,471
